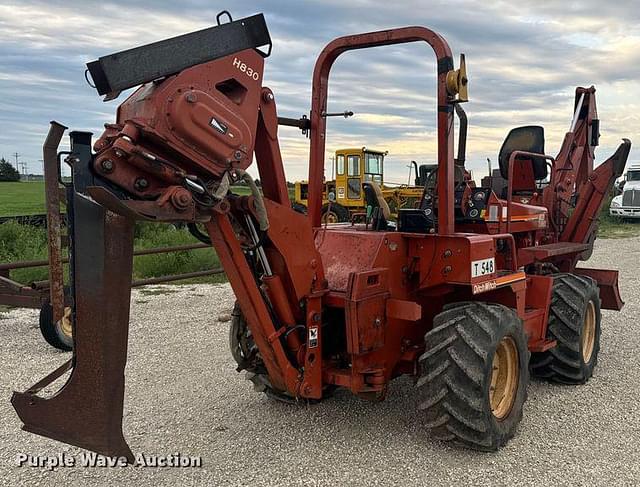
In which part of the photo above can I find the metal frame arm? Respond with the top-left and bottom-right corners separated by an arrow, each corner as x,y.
506,150 -> 555,233
560,139 -> 631,244
307,27 -> 457,234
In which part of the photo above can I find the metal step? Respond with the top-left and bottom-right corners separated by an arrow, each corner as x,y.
519,242 -> 590,263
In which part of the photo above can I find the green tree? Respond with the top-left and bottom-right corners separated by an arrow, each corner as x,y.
0,158 -> 20,182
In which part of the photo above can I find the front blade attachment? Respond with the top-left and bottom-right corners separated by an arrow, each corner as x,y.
12,192 -> 136,462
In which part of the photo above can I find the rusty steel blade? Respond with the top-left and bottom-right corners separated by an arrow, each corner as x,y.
43,121 -> 68,325
12,193 -> 136,462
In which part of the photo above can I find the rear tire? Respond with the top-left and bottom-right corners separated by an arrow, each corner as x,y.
530,273 -> 601,384
416,302 -> 529,451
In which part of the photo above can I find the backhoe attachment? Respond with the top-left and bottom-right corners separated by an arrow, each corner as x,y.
561,139 -> 631,245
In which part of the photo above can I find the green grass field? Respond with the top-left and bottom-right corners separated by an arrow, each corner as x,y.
1,181 -> 638,238
0,182 -> 268,286
0,181 -> 46,216
0,220 -> 221,285
0,181 -> 223,285
0,182 -> 265,217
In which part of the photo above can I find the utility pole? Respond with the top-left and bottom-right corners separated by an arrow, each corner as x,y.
18,161 -> 28,181
13,152 -> 20,170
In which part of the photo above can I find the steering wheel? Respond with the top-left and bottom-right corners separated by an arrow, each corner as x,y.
420,166 -> 468,208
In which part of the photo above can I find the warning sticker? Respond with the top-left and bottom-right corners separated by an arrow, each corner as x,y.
209,117 -> 228,134
308,327 -> 319,348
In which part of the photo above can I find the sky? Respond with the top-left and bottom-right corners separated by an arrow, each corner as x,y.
0,0 -> 639,183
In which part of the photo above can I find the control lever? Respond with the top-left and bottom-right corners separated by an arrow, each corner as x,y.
277,110 -> 354,137
321,110 -> 354,118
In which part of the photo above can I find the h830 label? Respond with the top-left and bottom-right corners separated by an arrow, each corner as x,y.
232,57 -> 260,81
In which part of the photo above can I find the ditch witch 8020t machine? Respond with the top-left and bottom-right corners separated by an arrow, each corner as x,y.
12,13 -> 629,455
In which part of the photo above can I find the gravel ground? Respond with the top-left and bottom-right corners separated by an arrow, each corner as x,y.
1,236 -> 640,486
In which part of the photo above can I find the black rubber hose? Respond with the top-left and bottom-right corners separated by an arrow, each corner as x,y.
187,223 -> 211,244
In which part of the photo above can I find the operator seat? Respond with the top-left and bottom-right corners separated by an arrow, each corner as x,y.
362,181 -> 390,230
498,126 -> 548,195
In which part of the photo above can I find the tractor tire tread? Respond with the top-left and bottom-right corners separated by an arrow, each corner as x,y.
321,202 -> 350,222
530,273 -> 601,384
416,302 -> 529,451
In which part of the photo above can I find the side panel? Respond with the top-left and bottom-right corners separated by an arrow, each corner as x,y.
345,269 -> 389,354
524,274 -> 554,350
265,199 -> 325,300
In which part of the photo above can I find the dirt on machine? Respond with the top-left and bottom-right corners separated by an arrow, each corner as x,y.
11,12 -> 630,458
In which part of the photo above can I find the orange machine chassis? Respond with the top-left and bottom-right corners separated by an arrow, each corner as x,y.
12,14 -> 628,459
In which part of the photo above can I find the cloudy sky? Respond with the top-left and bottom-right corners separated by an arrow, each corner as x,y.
0,0 -> 638,183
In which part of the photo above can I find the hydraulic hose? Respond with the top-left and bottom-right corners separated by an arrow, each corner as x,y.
233,169 -> 269,231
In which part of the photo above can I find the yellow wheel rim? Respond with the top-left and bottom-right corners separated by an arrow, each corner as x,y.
581,301 -> 596,363
58,306 -> 73,338
321,211 -> 339,224
490,336 -> 519,420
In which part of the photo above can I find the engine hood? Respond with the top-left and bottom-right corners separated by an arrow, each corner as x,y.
624,180 -> 640,191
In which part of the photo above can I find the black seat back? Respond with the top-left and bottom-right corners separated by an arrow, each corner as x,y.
362,181 -> 389,230
417,164 -> 437,187
498,126 -> 547,181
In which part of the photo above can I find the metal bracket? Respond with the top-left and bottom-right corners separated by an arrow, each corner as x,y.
277,115 -> 311,136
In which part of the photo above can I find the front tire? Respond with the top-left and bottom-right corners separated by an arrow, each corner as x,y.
321,202 -> 350,223
229,302 -> 281,397
530,273 -> 601,384
229,302 -> 328,404
417,302 -> 530,451
39,301 -> 73,351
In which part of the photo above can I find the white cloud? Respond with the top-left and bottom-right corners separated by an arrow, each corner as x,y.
0,0 -> 638,180
0,72 -> 71,85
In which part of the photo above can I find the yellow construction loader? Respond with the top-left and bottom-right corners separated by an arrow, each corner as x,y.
293,148 -> 429,222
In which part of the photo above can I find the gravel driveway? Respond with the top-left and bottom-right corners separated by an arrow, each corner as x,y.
1,236 -> 639,486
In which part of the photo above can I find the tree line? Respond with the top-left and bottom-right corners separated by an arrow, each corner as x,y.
0,157 -> 20,182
